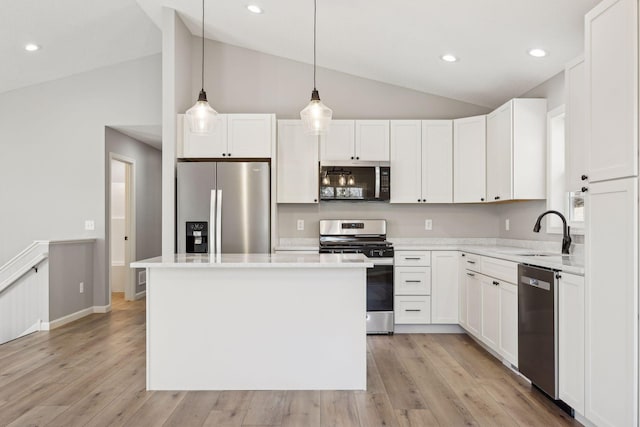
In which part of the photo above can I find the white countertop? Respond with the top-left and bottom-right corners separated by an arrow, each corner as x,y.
131,253 -> 373,269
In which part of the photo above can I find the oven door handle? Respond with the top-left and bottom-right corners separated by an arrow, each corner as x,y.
366,257 -> 394,266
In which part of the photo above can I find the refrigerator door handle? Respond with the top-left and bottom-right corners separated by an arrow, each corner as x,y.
216,189 -> 222,255
209,190 -> 217,254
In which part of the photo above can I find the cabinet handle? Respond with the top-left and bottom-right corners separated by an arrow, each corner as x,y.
494,196 -> 500,200
228,153 -> 231,157
314,199 -> 318,203
222,153 -> 226,157
461,254 -> 466,257
556,273 -> 562,280
466,260 -> 476,264
356,156 -> 360,160
418,199 -> 421,202
422,199 -> 426,202
351,156 -> 354,160
492,280 -> 499,286
404,257 -> 421,260
405,309 -> 421,312
405,280 -> 422,283
481,198 -> 485,202
581,187 -> 588,192
466,272 -> 475,277
581,175 -> 588,181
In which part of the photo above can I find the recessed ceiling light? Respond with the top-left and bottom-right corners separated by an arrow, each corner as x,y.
247,5 -> 263,14
441,54 -> 458,63
24,43 -> 40,52
528,48 -> 547,58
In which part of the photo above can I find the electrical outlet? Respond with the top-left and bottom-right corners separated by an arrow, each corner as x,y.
425,219 -> 433,231
297,219 -> 305,231
505,219 -> 510,231
84,220 -> 95,231
79,282 -> 84,293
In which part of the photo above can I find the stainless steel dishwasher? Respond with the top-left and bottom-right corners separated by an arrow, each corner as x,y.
518,264 -> 559,399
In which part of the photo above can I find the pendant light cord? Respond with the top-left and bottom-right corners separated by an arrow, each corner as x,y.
201,0 -> 205,91
313,0 -> 317,90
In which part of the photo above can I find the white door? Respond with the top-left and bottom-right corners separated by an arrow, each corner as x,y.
355,120 -> 389,161
565,57 -> 588,193
486,101 -> 512,202
498,281 -> 518,367
227,114 -> 273,158
465,271 -> 482,337
276,120 -> 319,204
431,251 -> 459,324
585,177 -> 637,427
453,115 -> 486,203
480,276 -> 500,350
390,120 -> 422,203
423,120 -> 453,203
182,114 -> 228,158
559,272 -> 585,415
321,120 -> 355,161
585,0 -> 638,182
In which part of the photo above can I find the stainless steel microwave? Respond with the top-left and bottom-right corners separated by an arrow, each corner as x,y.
319,162 -> 390,201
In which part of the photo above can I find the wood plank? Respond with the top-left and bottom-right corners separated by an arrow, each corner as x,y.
281,391 -> 321,427
354,392 -> 398,427
319,391 -> 361,427
6,405 -> 69,427
164,391 -> 220,427
395,409 -> 441,427
84,385 -> 151,427
124,391 -> 186,427
243,390 -> 287,426
203,409 -> 247,427
372,349 -> 427,410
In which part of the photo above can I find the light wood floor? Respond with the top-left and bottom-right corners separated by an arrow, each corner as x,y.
0,294 -> 580,427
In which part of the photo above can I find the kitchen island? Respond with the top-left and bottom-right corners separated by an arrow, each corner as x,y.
131,253 -> 372,391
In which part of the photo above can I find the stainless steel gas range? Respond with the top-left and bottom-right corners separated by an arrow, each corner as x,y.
319,219 -> 394,334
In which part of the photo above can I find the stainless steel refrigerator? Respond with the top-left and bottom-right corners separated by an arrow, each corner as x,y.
176,161 -> 270,254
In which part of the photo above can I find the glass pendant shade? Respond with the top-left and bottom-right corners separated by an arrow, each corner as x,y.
186,90 -> 218,134
301,89 -> 333,135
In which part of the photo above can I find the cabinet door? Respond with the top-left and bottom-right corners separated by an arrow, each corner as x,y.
481,276 -> 500,350
453,115 -> 486,203
395,296 -> 431,324
486,101 -> 512,202
276,120 -> 319,204
431,251 -> 459,324
423,120 -> 453,203
585,177 -> 638,427
565,58 -> 587,192
181,114 -> 228,158
395,267 -> 431,295
559,272 -> 585,415
498,281 -> 518,367
390,121 -> 422,203
458,253 -> 469,327
355,120 -> 390,161
586,0 -> 638,182
227,114 -> 273,158
321,120 -> 355,161
465,271 -> 482,337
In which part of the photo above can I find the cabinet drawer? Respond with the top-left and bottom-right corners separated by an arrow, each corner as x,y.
395,251 -> 431,266
395,267 -> 431,295
482,256 -> 517,283
460,252 -> 481,272
395,296 -> 432,324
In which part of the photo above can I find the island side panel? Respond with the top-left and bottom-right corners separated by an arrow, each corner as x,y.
147,266 -> 367,390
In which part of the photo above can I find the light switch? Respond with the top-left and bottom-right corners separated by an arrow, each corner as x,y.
297,219 -> 305,231
84,220 -> 95,231
425,219 -> 433,231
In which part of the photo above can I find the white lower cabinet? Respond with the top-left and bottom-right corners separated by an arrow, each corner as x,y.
558,272 -> 585,415
498,281 -> 518,367
395,267 -> 431,295
465,271 -> 482,336
458,253 -> 468,328
480,276 -> 500,349
395,251 -> 432,324
395,296 -> 431,324
431,251 -> 459,324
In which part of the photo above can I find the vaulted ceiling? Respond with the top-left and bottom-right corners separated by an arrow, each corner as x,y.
3,0 -> 600,108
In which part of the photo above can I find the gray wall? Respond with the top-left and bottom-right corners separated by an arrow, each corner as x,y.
0,54 -> 162,308
193,39 -> 490,119
520,71 -> 565,112
49,241 -> 94,320
279,203 -> 500,239
105,128 -> 162,294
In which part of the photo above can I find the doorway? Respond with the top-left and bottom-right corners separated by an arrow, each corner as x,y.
109,154 -> 136,302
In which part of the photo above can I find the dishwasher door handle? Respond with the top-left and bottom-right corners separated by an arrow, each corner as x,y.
520,275 -> 551,291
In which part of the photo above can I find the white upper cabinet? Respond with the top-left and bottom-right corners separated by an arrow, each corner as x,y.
586,0 -> 638,182
565,57 -> 588,192
390,120 -> 422,203
453,115 -> 486,203
423,121 -> 453,203
227,114 -> 273,158
321,120 -> 389,162
321,120 -> 355,161
355,120 -> 390,161
486,99 -> 546,202
276,120 -> 319,204
180,114 -> 273,159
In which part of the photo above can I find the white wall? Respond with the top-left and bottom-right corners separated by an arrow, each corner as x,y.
0,54 -> 162,307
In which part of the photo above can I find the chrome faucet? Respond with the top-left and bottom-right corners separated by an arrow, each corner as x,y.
533,210 -> 572,254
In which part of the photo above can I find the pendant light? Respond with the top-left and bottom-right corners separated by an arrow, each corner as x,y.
300,0 -> 332,135
186,0 -> 218,134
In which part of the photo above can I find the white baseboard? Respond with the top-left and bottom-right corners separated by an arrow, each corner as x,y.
42,305 -> 111,330
134,290 -> 146,300
394,324 -> 464,334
